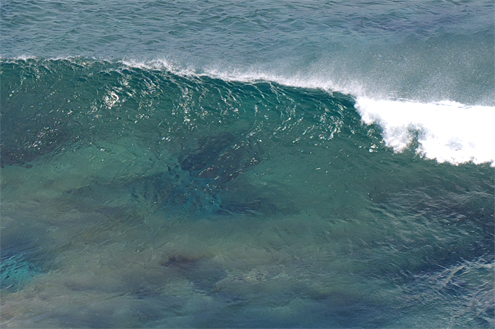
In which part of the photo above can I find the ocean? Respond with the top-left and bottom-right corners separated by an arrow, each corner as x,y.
1,0 -> 494,328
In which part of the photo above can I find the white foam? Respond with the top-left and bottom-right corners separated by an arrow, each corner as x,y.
356,98 -> 495,166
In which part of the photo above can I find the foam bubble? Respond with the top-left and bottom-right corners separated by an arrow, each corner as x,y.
355,98 -> 495,166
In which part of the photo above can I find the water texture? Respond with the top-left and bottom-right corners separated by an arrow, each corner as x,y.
1,1 -> 494,328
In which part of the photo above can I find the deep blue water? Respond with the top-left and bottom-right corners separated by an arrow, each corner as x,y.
1,1 -> 494,328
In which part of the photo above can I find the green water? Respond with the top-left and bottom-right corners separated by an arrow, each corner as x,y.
0,59 -> 493,328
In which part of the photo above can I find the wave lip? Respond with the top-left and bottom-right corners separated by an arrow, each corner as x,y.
356,98 -> 495,167
119,58 -> 360,94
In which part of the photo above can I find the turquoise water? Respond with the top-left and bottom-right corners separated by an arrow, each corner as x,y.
1,1 -> 494,328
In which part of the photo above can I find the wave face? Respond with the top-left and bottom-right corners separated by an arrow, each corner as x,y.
0,58 -> 362,168
2,58 -> 493,168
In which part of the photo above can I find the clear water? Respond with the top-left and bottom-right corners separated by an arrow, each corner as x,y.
1,1 -> 494,328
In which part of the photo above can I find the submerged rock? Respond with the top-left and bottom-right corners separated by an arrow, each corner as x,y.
129,131 -> 283,216
161,255 -> 227,292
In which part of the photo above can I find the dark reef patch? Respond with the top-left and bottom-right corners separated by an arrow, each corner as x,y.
161,255 -> 227,292
128,131 -> 283,216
